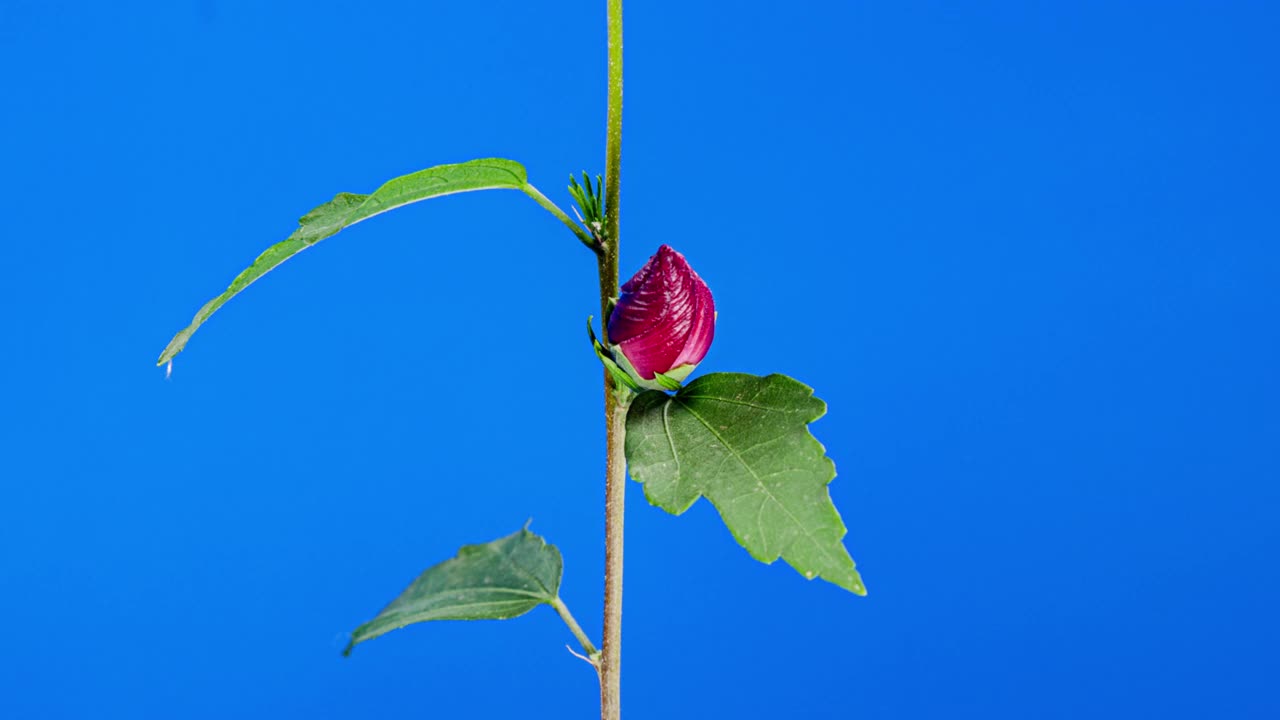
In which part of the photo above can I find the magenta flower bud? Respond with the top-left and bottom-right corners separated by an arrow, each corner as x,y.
607,244 -> 715,388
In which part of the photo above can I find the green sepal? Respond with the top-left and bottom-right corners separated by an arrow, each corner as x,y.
610,347 -> 694,393
652,372 -> 683,391
588,316 -> 640,393
568,171 -> 605,235
604,296 -> 617,332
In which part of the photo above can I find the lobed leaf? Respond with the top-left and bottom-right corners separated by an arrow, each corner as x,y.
157,158 -> 528,366
625,373 -> 866,594
345,526 -> 562,655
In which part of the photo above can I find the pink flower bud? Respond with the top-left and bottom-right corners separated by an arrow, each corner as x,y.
607,245 -> 716,387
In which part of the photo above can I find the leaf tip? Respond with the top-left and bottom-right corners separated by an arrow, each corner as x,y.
342,626 -> 368,656
841,570 -> 868,596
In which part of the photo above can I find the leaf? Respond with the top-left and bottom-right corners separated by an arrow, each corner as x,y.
625,373 -> 866,594
157,158 -> 528,366
345,526 -> 562,655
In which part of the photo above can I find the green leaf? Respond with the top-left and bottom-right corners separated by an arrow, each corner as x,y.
157,158 -> 528,367
345,526 -> 562,656
625,373 -> 866,594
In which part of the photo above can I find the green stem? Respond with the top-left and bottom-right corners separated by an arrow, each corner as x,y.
550,596 -> 599,658
603,0 -> 623,254
522,183 -> 598,252
598,4 -> 625,719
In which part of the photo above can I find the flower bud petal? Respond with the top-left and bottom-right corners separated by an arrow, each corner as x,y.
607,245 -> 716,384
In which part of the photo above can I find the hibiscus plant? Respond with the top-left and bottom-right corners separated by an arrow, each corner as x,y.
156,2 -> 864,718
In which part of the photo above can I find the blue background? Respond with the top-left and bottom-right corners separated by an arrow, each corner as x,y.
2,1 -> 1277,717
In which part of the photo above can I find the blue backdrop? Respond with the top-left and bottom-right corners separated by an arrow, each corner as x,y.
2,1 -> 1277,718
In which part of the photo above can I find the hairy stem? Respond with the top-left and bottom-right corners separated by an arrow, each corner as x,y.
598,1 -> 625,719
603,0 -> 623,253
598,395 -> 627,719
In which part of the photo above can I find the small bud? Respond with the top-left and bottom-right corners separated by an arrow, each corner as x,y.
607,245 -> 715,390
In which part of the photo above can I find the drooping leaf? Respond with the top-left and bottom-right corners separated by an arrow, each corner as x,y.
345,526 -> 562,655
157,158 -> 528,366
625,373 -> 866,594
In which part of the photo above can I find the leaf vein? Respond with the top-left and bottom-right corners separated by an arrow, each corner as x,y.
675,398 -> 842,570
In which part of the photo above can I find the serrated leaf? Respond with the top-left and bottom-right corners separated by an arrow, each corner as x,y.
625,373 -> 865,594
157,158 -> 528,366
345,527 -> 562,655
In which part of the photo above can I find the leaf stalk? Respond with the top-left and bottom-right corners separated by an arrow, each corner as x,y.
522,182 -> 599,253
550,595 -> 600,659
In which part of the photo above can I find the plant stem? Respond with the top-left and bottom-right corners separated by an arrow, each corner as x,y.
598,1 -> 625,719
550,596 -> 599,658
598,395 -> 627,720
522,183 -> 598,252
603,0 -> 623,255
